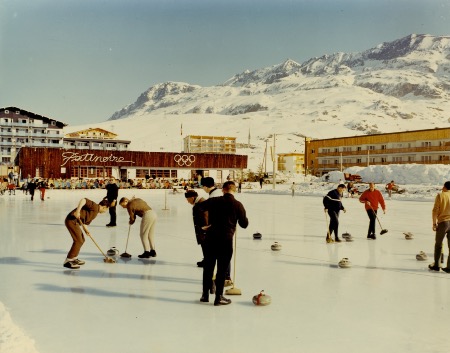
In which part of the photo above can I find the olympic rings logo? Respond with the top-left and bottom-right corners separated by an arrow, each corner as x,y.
174,154 -> 196,166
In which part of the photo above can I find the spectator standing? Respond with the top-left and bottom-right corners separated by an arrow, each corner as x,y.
38,179 -> 47,200
105,178 -> 119,227
198,181 -> 249,306
184,190 -> 208,267
430,181 -> 450,272
27,179 -> 37,200
202,176 -> 232,285
385,180 -> 396,198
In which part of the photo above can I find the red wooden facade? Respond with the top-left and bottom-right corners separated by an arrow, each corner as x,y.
17,148 -> 248,179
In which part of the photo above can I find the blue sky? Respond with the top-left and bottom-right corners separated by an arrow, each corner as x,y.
1,0 -> 449,125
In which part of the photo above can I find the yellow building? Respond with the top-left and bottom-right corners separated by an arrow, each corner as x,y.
183,135 -> 236,154
305,127 -> 450,176
277,153 -> 305,174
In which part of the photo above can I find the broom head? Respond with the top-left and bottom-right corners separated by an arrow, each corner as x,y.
225,286 -> 242,295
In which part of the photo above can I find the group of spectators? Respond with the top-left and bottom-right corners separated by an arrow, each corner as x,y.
0,176 -> 202,192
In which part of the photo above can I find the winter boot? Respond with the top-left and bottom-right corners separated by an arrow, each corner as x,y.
138,251 -> 151,259
149,249 -> 157,257
214,295 -> 232,306
63,261 -> 80,269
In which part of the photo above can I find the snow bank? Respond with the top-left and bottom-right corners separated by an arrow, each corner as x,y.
324,164 -> 450,185
0,302 -> 39,353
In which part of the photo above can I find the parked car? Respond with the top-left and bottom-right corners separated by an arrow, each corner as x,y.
264,173 -> 288,184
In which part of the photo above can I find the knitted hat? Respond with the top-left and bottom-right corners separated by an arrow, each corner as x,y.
184,190 -> 198,198
201,177 -> 215,188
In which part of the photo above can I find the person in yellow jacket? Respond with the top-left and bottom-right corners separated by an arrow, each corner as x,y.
430,181 -> 450,272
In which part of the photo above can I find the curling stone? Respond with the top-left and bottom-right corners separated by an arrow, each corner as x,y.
271,242 -> 282,251
404,232 -> 414,240
338,257 -> 352,268
107,247 -> 119,256
253,232 -> 262,239
252,290 -> 272,306
342,232 -> 353,242
416,251 -> 428,261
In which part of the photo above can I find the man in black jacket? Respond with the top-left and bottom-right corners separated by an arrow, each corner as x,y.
323,184 -> 346,243
198,181 -> 249,306
184,189 -> 208,267
105,178 -> 119,227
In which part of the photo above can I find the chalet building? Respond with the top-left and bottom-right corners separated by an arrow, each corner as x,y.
305,127 -> 450,176
0,107 -> 66,167
183,135 -> 236,154
64,128 -> 130,151
277,153 -> 305,175
16,147 -> 247,182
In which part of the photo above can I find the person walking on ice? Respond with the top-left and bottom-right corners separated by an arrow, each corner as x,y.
323,184 -> 346,243
430,181 -> 450,272
359,182 -> 386,240
63,197 -> 110,269
198,181 -> 249,306
119,197 -> 157,258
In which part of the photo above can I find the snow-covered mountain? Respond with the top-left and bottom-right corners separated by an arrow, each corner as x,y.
66,34 -> 450,172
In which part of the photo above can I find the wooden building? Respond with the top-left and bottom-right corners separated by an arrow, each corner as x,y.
17,147 -> 247,181
305,127 -> 450,176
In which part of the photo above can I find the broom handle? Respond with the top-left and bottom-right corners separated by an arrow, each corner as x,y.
369,204 -> 383,228
79,221 -> 108,259
124,224 -> 131,252
325,210 -> 331,238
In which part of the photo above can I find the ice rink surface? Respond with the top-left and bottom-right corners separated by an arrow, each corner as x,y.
1,188 -> 449,353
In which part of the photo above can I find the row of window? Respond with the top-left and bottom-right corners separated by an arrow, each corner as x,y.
1,117 -> 57,126
319,141 -> 444,153
1,128 -> 60,134
319,155 -> 445,164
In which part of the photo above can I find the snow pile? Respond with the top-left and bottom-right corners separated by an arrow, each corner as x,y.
0,302 -> 39,353
344,164 -> 450,185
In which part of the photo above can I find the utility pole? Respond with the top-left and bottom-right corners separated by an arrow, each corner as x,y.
272,134 -> 276,190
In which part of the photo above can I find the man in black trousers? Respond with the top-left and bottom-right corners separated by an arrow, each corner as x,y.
323,184 -> 347,243
105,177 -> 119,227
198,181 -> 249,306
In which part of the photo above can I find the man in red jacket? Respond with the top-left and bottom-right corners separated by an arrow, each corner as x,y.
359,182 -> 386,239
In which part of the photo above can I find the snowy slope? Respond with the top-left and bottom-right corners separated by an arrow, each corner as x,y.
64,34 -> 450,172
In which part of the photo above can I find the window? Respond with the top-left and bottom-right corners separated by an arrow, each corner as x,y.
393,157 -> 403,162
368,145 -> 375,150
343,147 -> 352,152
381,145 -> 387,150
357,158 -> 362,163
334,148 -> 339,152
421,156 -> 432,162
357,147 -> 361,151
